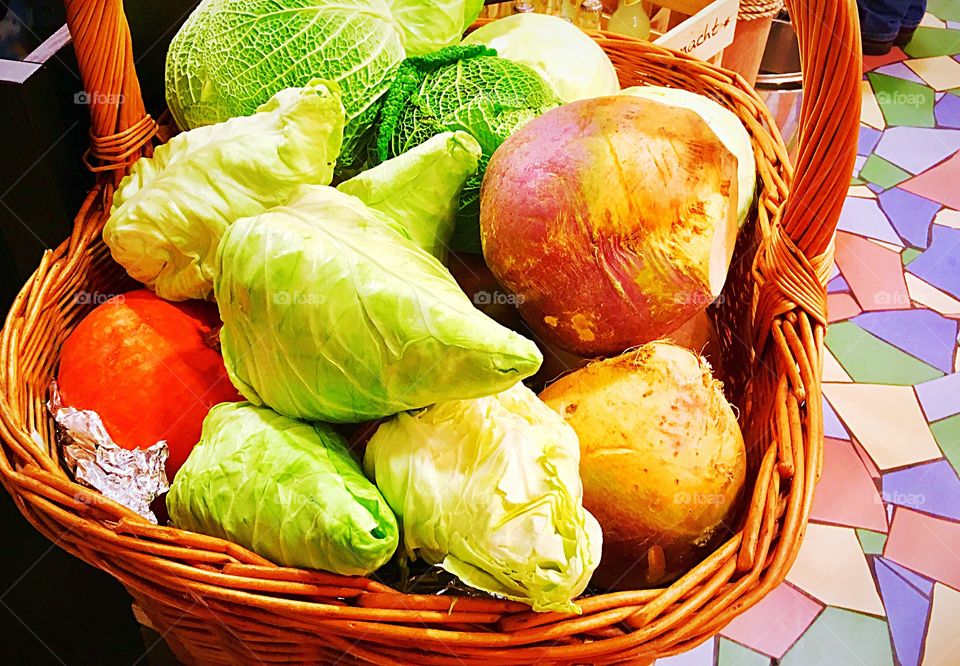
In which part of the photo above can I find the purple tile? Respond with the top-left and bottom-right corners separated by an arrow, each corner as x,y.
916,373 -> 960,421
878,188 -> 940,248
875,127 -> 960,174
936,93 -> 960,128
828,275 -> 850,293
882,461 -> 960,521
908,225 -> 960,298
874,558 -> 931,666
852,310 -> 958,372
837,197 -> 905,245
858,125 -> 883,155
878,557 -> 935,596
855,154 -> 868,174
873,62 -> 927,84
867,182 -> 886,194
823,395 -> 850,440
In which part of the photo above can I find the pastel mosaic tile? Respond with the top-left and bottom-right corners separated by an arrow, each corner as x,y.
823,383 -> 941,469
717,639 -> 769,666
654,638 -> 715,665
779,607 -> 894,666
852,310 -> 957,373
930,413 -> 960,468
825,321 -> 943,384
857,529 -> 887,554
874,127 -> 960,173
785,523 -> 884,615
928,0 -> 960,23
905,55 -> 960,90
904,273 -> 960,316
810,438 -> 887,530
860,154 -> 912,189
877,188 -> 940,247
922,584 -> 960,666
868,72 -> 936,126
884,508 -> 960,590
903,28 -> 960,59
902,151 -> 960,209
834,231 -> 910,309
882,460 -> 960,520
719,584 -> 822,659
874,559 -> 930,666
916,372 -> 960,421
906,224 -> 960,296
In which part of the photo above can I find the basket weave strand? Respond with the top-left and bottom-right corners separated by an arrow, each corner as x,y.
0,0 -> 861,663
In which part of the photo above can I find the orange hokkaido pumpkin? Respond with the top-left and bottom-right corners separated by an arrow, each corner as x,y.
57,289 -> 242,478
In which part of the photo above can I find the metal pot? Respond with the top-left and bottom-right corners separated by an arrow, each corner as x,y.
756,18 -> 803,163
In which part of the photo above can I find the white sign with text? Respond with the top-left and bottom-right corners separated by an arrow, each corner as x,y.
654,0 -> 739,62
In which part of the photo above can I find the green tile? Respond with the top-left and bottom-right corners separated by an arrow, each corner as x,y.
867,72 -> 936,127
851,176 -> 866,186
903,27 -> 960,58
781,608 -> 893,666
928,0 -> 960,22
859,154 -> 911,189
718,638 -> 770,666
856,529 -> 888,555
902,247 -> 922,265
931,413 -> 960,472
825,322 -> 945,385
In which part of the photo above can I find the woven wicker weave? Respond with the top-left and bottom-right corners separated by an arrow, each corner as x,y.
0,0 -> 861,663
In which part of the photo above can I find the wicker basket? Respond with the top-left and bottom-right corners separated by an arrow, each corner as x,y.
0,0 -> 861,663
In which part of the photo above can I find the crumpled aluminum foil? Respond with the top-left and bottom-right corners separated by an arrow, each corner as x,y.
48,381 -> 169,523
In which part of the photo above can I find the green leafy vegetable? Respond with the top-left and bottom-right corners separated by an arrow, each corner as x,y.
105,81 -> 345,301
167,402 -> 398,575
215,185 -> 542,423
376,45 -> 561,252
337,131 -> 481,259
463,13 -> 620,103
364,383 -> 602,612
165,0 -> 404,170
385,0 -> 485,55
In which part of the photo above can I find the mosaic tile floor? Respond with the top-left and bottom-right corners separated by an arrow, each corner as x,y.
655,9 -> 960,666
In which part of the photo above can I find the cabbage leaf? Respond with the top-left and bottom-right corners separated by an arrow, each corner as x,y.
165,0 -> 405,170
167,402 -> 398,575
215,186 -> 542,423
105,80 -> 345,301
364,383 -> 602,612
386,0 -> 485,55
463,13 -> 620,103
337,131 -> 481,259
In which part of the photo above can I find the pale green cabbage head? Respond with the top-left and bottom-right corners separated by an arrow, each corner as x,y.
463,13 -> 620,103
621,86 -> 756,225
337,131 -> 482,260
105,80 -> 344,301
364,383 -> 602,612
167,402 -> 398,575
386,0 -> 485,56
215,186 -> 542,423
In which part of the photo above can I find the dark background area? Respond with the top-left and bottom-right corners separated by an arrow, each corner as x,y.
0,1 -> 198,663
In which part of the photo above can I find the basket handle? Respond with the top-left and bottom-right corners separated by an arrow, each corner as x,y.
779,0 -> 862,259
64,0 -> 157,179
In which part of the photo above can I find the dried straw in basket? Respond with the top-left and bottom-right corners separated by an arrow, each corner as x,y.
0,0 -> 861,663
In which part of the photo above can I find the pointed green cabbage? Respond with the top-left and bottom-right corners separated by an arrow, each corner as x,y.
337,131 -> 481,259
167,402 -> 398,575
215,186 -> 542,423
165,0 -> 405,170
364,383 -> 602,612
105,80 -> 344,301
